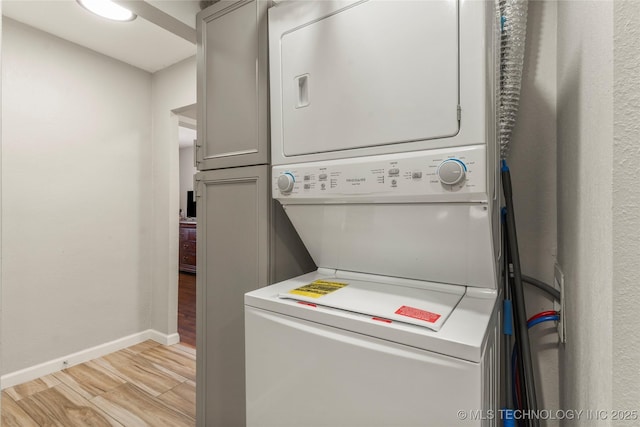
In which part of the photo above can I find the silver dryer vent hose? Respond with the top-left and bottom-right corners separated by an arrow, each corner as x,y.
499,0 -> 528,159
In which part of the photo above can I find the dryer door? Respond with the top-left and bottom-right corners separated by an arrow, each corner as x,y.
274,0 -> 460,157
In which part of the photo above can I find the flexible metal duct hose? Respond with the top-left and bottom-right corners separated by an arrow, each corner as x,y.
499,0 -> 528,159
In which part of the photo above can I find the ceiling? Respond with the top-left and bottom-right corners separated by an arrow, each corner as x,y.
2,0 -> 200,73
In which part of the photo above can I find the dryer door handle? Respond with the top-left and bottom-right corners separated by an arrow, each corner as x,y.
295,74 -> 310,109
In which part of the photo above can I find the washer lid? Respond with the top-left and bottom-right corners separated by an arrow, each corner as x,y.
278,201 -> 498,290
278,277 -> 464,332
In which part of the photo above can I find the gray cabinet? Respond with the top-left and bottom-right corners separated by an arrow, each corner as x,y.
195,166 -> 314,427
195,166 -> 268,427
196,0 -> 270,170
195,2 -> 315,425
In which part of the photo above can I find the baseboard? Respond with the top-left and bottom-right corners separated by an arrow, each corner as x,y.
1,329 -> 181,389
147,330 -> 181,346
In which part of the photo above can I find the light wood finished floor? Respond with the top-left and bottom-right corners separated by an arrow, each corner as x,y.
1,340 -> 196,427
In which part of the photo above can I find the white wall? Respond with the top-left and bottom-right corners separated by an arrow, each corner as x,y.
508,0 -> 559,416
557,1 -> 614,420
612,1 -> 640,413
179,144 -> 197,217
1,18 -> 153,374
509,2 -> 640,419
150,57 -> 196,335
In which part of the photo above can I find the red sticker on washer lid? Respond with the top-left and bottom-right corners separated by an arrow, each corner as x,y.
395,306 -> 441,323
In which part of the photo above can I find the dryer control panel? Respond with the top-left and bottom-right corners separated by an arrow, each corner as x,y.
273,145 -> 488,203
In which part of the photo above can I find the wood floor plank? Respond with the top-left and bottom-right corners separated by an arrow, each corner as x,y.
172,343 -> 196,357
4,374 -> 60,401
92,383 -> 194,427
163,344 -> 196,361
54,360 -> 127,400
157,381 -> 196,420
126,340 -> 161,355
2,342 -> 195,426
0,392 -> 39,427
94,350 -> 186,397
138,345 -> 196,381
16,382 -> 122,427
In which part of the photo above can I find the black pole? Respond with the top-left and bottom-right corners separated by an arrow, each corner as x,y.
509,260 -> 528,427
505,232 -> 528,427
501,160 -> 539,427
502,220 -> 514,411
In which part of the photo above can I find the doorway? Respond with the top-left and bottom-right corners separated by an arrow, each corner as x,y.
175,104 -> 197,348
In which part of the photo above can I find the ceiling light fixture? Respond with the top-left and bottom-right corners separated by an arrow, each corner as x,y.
77,0 -> 137,22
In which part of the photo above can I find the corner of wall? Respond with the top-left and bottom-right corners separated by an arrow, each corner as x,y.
149,57 -> 197,335
556,0 -> 614,414
0,330 -> 179,390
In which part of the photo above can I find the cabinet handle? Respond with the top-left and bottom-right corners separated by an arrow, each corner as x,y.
194,138 -> 201,168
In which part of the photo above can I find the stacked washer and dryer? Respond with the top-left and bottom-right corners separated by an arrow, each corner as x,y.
245,1 -> 501,425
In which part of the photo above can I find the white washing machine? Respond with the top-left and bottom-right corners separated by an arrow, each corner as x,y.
246,1 -> 500,425
245,270 -> 499,427
246,150 -> 500,426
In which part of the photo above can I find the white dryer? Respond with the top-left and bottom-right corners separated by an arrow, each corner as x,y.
268,0 -> 498,166
246,0 -> 501,425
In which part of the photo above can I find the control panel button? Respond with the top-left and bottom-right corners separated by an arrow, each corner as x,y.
304,175 -> 311,181
319,173 -> 328,181
388,168 -> 400,176
412,172 -> 423,179
277,173 -> 295,193
304,184 -> 311,190
437,159 -> 467,185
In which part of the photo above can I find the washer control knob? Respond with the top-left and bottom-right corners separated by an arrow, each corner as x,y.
437,159 -> 467,185
277,173 -> 295,193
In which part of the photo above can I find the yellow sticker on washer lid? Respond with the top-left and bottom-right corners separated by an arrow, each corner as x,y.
289,280 -> 348,299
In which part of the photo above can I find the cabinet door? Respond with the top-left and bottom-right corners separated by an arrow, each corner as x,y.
196,0 -> 270,170
195,166 -> 269,427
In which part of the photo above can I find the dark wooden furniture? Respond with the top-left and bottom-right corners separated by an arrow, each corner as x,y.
179,221 -> 197,273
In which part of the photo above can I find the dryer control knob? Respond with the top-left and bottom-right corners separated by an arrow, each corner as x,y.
437,159 -> 467,186
277,173 -> 295,193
